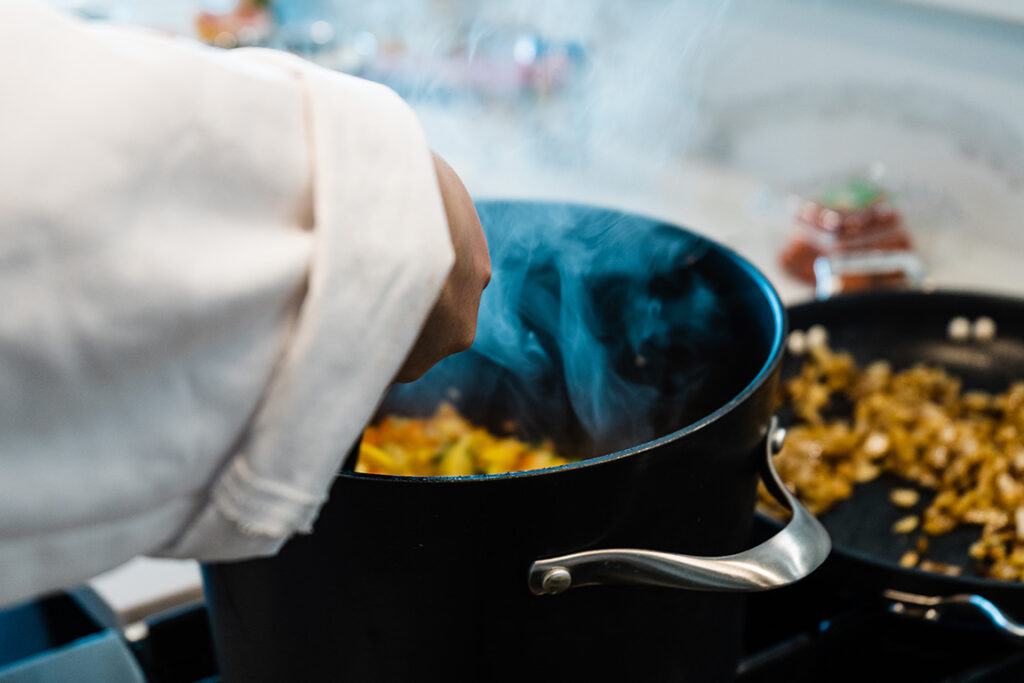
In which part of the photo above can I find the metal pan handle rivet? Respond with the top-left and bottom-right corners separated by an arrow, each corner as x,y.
770,427 -> 787,454
541,567 -> 572,594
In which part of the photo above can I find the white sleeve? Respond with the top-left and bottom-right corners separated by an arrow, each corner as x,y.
0,0 -> 453,605
156,46 -> 457,560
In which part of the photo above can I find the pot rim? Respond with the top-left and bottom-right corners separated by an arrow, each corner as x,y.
341,206 -> 787,484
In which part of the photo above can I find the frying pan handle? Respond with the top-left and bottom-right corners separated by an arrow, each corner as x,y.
885,590 -> 1024,641
528,417 -> 831,595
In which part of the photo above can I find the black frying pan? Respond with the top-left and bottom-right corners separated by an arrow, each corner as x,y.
771,289 -> 1024,633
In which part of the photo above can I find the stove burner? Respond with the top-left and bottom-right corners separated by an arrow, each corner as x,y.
4,567 -> 1022,682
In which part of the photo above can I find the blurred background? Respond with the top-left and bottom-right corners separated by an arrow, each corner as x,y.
14,0 -> 1024,666
42,0 -> 1024,304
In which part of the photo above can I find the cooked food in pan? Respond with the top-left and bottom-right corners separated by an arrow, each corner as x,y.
761,326 -> 1024,582
358,403 -> 574,476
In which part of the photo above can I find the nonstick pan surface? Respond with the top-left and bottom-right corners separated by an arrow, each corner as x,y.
777,290 -> 1024,613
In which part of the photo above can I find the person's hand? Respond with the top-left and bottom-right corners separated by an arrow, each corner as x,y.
394,152 -> 491,383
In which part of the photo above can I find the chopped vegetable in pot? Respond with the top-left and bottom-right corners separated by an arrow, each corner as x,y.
358,403 -> 574,477
761,330 -> 1024,582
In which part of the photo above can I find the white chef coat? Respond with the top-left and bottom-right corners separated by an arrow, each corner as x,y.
0,1 -> 454,608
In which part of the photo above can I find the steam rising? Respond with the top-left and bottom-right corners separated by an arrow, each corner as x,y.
447,202 -> 733,455
346,1 -> 737,194
374,3 -> 747,455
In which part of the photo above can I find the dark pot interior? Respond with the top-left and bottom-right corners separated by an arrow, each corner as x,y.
380,200 -> 783,463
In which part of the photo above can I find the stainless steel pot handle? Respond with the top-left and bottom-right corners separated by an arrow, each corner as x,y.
528,417 -> 831,595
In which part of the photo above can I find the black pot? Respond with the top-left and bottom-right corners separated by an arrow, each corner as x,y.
201,201 -> 826,682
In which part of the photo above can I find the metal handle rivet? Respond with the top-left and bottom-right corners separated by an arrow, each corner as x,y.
770,428 -> 787,454
542,567 -> 572,594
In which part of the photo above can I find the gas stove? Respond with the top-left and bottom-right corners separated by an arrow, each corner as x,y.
4,569 -> 1023,682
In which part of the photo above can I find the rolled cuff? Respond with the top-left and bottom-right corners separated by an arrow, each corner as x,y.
158,53 -> 454,561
